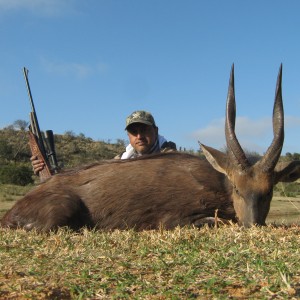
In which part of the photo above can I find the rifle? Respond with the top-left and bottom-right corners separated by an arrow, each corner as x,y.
23,67 -> 59,181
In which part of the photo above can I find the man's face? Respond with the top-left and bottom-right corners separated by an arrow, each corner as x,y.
127,123 -> 158,154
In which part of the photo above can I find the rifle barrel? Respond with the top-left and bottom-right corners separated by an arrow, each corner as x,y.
23,67 -> 47,157
23,67 -> 37,114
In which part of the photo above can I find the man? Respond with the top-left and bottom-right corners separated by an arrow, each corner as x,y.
116,110 -> 176,159
31,110 -> 176,174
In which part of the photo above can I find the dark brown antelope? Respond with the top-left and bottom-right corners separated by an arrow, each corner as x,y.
1,65 -> 300,231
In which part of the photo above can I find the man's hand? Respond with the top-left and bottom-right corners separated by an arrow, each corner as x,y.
161,141 -> 177,151
30,156 -> 45,175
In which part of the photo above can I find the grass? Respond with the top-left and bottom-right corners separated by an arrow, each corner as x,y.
0,225 -> 300,299
0,183 -> 300,299
0,184 -> 33,218
0,184 -> 32,200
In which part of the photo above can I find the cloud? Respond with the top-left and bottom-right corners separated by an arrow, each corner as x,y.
285,115 -> 300,127
40,57 -> 109,79
190,115 -> 300,154
192,118 -> 225,147
0,0 -> 74,16
192,116 -> 271,144
40,58 -> 91,79
190,116 -> 273,153
96,62 -> 109,74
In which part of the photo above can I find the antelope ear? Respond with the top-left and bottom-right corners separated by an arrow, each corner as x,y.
200,143 -> 228,175
274,161 -> 300,184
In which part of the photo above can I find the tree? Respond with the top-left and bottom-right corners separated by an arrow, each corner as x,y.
116,139 -> 126,148
0,164 -> 33,186
13,119 -> 29,131
0,139 -> 14,162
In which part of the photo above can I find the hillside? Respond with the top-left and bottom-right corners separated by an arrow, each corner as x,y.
0,127 -> 126,168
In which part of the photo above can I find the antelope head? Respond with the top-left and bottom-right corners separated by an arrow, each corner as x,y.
201,65 -> 284,227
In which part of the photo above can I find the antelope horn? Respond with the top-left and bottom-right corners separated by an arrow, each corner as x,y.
258,64 -> 284,172
225,64 -> 250,170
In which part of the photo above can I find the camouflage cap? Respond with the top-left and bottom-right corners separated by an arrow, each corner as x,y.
125,110 -> 156,130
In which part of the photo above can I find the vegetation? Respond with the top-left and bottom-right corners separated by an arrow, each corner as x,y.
275,181 -> 300,198
0,125 -> 126,169
0,184 -> 33,218
0,225 -> 300,299
0,125 -> 127,185
0,164 -> 33,186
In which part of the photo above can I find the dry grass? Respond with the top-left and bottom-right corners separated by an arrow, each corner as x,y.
0,184 -> 33,219
267,197 -> 300,225
0,225 -> 300,299
1,184 -> 300,299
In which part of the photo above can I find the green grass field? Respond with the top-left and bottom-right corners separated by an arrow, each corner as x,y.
0,184 -> 300,299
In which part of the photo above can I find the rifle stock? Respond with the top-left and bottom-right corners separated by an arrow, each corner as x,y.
23,67 -> 58,181
28,131 -> 52,181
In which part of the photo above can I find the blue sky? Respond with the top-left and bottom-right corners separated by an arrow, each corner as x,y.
1,0 -> 300,155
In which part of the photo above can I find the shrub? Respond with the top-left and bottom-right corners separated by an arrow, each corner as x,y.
0,164 -> 34,186
275,181 -> 300,198
0,139 -> 14,162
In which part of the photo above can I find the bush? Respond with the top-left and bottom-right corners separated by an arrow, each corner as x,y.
0,139 -> 14,162
0,164 -> 34,186
275,181 -> 300,198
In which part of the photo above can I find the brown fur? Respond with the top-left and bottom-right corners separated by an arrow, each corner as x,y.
1,152 -> 238,231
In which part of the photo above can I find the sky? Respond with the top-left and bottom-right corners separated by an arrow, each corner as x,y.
1,0 -> 300,155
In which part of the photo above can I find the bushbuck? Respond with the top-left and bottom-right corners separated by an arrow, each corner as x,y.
1,65 -> 299,231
